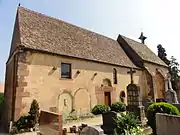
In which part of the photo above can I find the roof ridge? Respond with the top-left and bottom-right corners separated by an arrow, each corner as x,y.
121,34 -> 159,56
120,35 -> 168,67
18,6 -> 117,42
121,35 -> 143,45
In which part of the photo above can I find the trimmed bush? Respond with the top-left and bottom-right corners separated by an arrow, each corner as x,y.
110,102 -> 126,112
147,102 -> 180,134
91,104 -> 110,115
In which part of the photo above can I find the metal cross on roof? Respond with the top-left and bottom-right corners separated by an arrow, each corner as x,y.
127,68 -> 136,84
139,32 -> 147,44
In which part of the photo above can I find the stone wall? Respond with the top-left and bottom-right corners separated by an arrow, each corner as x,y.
156,113 -> 180,135
20,52 -> 145,115
39,110 -> 62,135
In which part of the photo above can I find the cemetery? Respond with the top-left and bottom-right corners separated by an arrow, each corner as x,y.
4,55 -> 180,135
2,6 -> 180,135
8,75 -> 180,135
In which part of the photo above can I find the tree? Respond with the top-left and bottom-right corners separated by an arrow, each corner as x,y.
157,44 -> 180,90
169,56 -> 180,89
157,44 -> 170,65
28,99 -> 40,127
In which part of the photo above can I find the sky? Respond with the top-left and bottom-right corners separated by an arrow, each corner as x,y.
0,0 -> 180,82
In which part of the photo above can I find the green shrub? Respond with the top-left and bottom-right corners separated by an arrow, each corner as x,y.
13,99 -> 40,133
110,102 -> 126,112
147,102 -> 180,134
15,115 -> 31,131
91,104 -> 110,115
114,112 -> 143,135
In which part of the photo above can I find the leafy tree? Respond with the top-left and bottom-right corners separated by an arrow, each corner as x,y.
157,44 -> 180,89
157,44 -> 170,65
169,56 -> 180,89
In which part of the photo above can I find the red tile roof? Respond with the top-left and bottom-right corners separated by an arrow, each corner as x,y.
14,7 -> 137,68
120,35 -> 167,67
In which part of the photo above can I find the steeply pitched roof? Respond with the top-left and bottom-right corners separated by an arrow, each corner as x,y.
14,7 -> 137,68
119,35 -> 167,67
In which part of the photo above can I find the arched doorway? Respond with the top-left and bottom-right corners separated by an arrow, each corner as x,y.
155,72 -> 165,99
102,78 -> 112,106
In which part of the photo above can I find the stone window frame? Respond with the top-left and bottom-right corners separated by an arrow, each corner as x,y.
113,68 -> 117,84
61,62 -> 72,79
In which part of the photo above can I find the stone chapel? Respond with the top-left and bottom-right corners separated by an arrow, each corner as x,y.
3,6 -> 169,126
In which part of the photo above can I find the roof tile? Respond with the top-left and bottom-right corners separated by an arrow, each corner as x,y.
121,35 -> 167,67
17,7 -> 137,68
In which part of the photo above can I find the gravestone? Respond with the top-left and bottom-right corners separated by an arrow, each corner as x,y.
80,126 -> 105,135
165,73 -> 179,103
165,89 -> 179,103
101,111 -> 117,135
127,83 -> 147,126
126,67 -> 147,126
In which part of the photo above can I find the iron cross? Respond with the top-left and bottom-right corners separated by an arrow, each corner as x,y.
127,68 -> 136,84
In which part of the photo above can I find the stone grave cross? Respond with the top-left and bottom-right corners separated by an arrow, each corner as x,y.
127,68 -> 136,84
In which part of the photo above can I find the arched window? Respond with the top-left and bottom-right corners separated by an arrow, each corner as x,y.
113,68 -> 117,84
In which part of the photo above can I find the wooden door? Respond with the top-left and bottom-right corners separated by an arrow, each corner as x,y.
104,92 -> 111,106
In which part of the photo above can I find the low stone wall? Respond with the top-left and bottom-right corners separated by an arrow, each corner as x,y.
156,113 -> 180,135
14,131 -> 38,135
39,110 -> 62,135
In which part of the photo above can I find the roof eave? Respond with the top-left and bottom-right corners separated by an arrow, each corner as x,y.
20,45 -> 141,70
143,60 -> 168,68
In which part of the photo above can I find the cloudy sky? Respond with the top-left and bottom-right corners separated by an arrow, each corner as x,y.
0,0 -> 180,82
